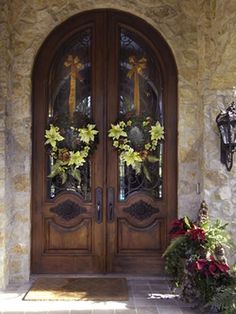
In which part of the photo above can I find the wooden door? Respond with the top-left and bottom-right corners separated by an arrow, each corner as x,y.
31,10 -> 177,274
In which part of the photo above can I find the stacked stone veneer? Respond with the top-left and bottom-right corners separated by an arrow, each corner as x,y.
0,0 -> 235,288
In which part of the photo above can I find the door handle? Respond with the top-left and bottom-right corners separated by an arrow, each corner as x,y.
95,187 -> 103,224
107,187 -> 114,223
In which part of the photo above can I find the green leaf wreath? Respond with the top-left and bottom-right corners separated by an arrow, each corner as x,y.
108,116 -> 164,180
45,114 -> 98,186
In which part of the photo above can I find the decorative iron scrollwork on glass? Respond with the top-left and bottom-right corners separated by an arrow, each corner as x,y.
118,29 -> 164,201
46,28 -> 95,201
49,160 -> 92,200
119,149 -> 163,200
123,200 -> 159,221
49,29 -> 92,119
50,200 -> 87,221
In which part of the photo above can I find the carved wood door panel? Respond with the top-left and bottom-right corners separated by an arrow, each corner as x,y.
31,10 -> 177,274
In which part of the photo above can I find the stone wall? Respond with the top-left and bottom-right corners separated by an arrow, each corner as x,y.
0,0 -> 235,287
0,0 -> 8,288
200,1 -> 236,263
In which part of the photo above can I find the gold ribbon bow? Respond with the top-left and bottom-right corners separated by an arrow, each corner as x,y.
64,55 -> 84,118
127,56 -> 147,115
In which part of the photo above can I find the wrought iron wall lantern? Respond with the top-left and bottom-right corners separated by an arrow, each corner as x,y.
216,102 -> 236,171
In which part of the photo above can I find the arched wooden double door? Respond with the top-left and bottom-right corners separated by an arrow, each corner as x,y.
31,10 -> 177,274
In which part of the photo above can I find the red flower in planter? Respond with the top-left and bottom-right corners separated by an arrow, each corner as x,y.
191,257 -> 230,277
192,259 -> 207,271
215,261 -> 230,273
187,226 -> 206,242
169,217 -> 191,238
208,256 -> 230,275
208,262 -> 217,276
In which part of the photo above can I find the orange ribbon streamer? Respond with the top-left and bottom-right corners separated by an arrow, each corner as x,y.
64,55 -> 84,118
127,56 -> 147,115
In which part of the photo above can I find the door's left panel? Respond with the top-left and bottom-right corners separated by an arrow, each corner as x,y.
31,12 -> 106,274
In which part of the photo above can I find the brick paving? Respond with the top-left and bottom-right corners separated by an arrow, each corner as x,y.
0,277 -> 201,314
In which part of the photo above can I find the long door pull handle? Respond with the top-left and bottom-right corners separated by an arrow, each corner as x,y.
107,187 -> 114,223
95,187 -> 103,224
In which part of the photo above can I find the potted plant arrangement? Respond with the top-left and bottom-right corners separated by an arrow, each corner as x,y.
163,201 -> 236,313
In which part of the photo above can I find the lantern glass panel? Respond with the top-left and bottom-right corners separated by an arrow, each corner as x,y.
230,120 -> 236,144
219,124 -> 229,145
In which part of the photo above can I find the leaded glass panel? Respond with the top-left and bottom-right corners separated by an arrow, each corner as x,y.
119,29 -> 163,200
47,28 -> 93,201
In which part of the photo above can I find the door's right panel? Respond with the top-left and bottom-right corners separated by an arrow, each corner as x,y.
106,13 -> 177,274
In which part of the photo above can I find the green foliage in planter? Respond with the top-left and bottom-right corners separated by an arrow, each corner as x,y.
208,283 -> 236,313
202,219 -> 231,253
187,259 -> 232,303
207,266 -> 236,314
163,235 -> 186,286
163,216 -> 207,288
163,202 -> 235,311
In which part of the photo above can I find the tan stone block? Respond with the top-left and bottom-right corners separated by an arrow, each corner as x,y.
9,259 -> 22,274
180,0 -> 199,19
0,217 -> 5,230
0,181 -> 5,199
205,170 -> 228,186
179,180 -> 196,194
221,201 -> 235,217
179,86 -> 197,103
178,144 -> 200,163
0,232 -> 4,247
215,186 -> 232,201
0,203 -> 4,213
10,274 -> 25,283
10,101 -> 30,119
144,5 -> 177,21
14,212 -> 29,223
11,244 -> 28,255
211,75 -> 236,90
18,5 -> 37,25
0,99 -> 6,115
0,133 -> 5,153
13,175 -> 30,192
15,192 -> 30,209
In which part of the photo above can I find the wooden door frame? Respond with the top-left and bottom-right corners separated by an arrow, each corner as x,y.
31,9 -> 178,274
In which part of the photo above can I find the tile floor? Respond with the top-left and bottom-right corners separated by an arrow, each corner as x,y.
0,276 -> 202,314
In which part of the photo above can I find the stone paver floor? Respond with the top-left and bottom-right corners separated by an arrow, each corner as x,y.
0,276 -> 201,314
